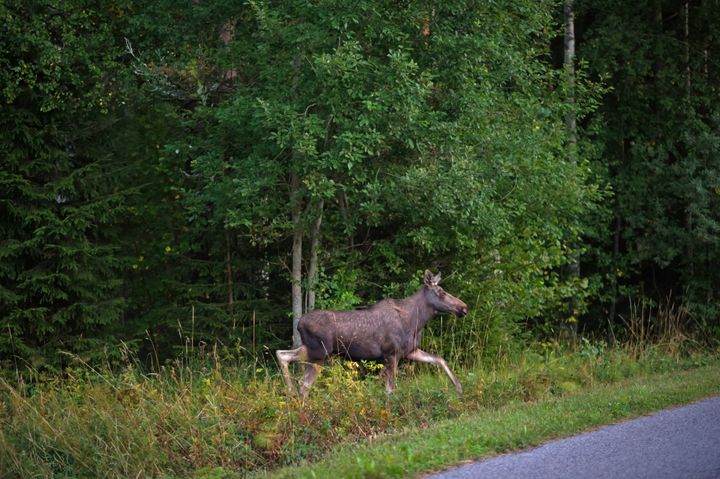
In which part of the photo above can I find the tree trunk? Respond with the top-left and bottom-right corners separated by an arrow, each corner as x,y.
684,1 -> 691,93
607,215 -> 621,346
290,173 -> 303,347
683,1 -> 696,280
225,231 -> 235,328
564,0 -> 579,340
306,200 -> 323,313
564,0 -> 577,150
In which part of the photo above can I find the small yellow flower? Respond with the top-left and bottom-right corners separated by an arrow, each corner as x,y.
132,264 -> 138,269
164,245 -> 172,253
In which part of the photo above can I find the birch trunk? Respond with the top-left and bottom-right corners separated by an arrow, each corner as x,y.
564,0 -> 579,340
564,0 -> 577,149
306,200 -> 323,313
684,1 -> 691,92
290,173 -> 303,347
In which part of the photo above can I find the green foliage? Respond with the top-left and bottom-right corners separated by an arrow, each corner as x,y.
148,0 -> 603,358
0,0 -> 137,366
2,0 -> 717,371
578,0 -> 720,335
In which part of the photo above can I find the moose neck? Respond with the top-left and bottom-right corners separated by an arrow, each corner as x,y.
403,287 -> 437,330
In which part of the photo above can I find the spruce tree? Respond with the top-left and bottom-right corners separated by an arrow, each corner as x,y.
0,0 -> 134,367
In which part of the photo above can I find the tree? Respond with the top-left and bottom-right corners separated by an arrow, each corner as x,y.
578,0 -> 720,337
564,0 -> 581,340
157,0 -> 603,354
0,0 -> 609,368
0,0 -> 139,366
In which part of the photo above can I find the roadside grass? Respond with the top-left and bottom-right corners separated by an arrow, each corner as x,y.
269,359 -> 720,479
0,343 -> 717,478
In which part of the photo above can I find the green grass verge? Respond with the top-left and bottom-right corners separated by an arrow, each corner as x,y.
268,360 -> 720,479
1,349 -> 716,478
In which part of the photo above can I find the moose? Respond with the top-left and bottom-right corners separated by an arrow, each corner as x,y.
276,270 -> 468,399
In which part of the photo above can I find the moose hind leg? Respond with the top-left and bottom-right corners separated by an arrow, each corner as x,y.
383,355 -> 399,394
406,348 -> 463,396
299,362 -> 322,400
276,346 -> 307,397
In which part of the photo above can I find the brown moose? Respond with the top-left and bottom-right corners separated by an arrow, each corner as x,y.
276,270 -> 468,399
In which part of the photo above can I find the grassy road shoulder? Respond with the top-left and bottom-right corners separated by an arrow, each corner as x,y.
269,360 -> 720,479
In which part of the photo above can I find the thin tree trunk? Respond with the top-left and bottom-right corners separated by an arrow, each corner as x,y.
682,1 -> 696,280
290,173 -> 303,347
684,1 -> 691,93
653,6 -> 663,153
564,0 -> 577,150
608,98 -> 625,346
225,232 -> 234,328
702,0 -> 709,76
564,0 -> 579,340
608,216 -> 621,327
306,200 -> 323,313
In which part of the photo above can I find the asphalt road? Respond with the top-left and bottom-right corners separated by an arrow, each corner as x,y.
425,396 -> 720,479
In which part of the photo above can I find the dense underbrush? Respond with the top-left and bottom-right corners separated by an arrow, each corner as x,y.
0,339 -> 714,478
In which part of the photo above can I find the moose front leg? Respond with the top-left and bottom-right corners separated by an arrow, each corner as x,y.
406,349 -> 463,396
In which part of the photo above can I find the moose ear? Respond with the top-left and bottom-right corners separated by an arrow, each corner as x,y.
424,269 -> 434,286
432,271 -> 442,285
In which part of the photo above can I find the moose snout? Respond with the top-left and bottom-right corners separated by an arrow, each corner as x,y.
456,304 -> 468,317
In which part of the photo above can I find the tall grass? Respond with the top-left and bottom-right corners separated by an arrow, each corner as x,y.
420,297 -> 519,370
0,334 -> 711,478
622,295 -> 699,358
0,294 -> 710,478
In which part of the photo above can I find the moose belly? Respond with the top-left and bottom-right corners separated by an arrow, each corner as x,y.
333,331 -> 413,360
334,335 -> 383,360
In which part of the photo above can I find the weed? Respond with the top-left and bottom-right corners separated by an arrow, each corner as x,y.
0,340 -> 714,478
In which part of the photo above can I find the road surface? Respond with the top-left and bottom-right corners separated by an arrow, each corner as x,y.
425,395 -> 720,479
